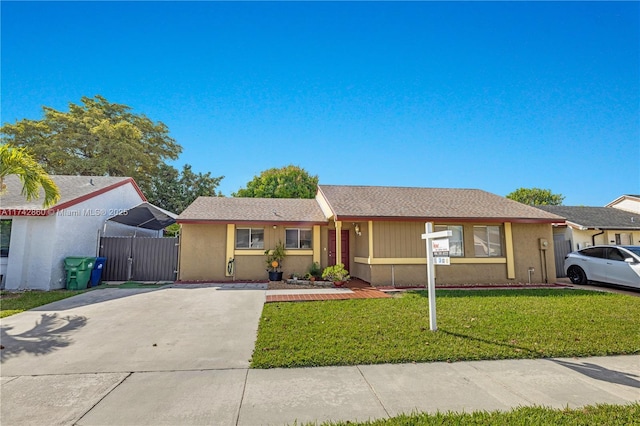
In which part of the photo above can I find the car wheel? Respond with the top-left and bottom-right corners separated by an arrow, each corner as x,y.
567,266 -> 587,285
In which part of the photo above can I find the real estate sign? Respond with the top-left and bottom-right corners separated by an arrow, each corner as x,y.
432,238 -> 450,265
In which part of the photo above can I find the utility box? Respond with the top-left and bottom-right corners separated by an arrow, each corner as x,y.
539,238 -> 549,250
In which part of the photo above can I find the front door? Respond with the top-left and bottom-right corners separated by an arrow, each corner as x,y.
328,230 -> 349,272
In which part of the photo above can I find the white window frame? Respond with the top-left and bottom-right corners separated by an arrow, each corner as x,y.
236,228 -> 264,249
473,225 -> 503,257
285,228 -> 312,249
434,225 -> 464,257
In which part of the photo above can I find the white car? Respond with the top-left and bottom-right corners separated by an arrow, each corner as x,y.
564,246 -> 640,288
564,245 -> 640,289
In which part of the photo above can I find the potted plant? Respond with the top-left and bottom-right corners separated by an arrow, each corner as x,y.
308,261 -> 322,281
265,241 -> 286,281
322,263 -> 350,287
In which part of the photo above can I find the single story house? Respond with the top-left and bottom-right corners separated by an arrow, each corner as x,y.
606,194 -> 640,214
178,185 -> 564,286
536,205 -> 640,250
0,175 -> 158,290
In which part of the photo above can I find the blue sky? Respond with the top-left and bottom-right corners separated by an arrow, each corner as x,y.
2,1 -> 638,206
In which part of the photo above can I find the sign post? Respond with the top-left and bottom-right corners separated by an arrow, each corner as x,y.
421,223 -> 452,331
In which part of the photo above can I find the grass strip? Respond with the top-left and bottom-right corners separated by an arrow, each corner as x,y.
312,403 -> 640,426
0,290 -> 84,318
252,289 -> 640,368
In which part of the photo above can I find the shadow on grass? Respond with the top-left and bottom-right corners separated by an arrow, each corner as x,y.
551,359 -> 640,388
439,329 -> 540,356
1,313 -> 88,362
408,289 -> 605,298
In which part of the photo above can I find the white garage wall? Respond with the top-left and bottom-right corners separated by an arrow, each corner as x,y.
4,181 -> 150,291
49,181 -> 148,290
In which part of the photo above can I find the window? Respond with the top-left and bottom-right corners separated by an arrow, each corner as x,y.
285,228 -> 312,249
434,225 -> 464,257
235,228 -> 264,249
580,247 -> 605,258
615,233 -> 632,245
473,226 -> 503,257
0,219 -> 11,257
605,248 -> 625,262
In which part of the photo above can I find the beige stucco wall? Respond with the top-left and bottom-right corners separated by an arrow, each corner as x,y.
555,228 -> 640,251
351,220 -> 556,286
178,223 -> 227,281
180,219 -> 556,285
510,223 -> 556,283
180,223 -> 322,281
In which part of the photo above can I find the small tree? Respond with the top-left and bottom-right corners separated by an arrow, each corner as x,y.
506,188 -> 564,206
146,164 -> 224,214
233,165 -> 318,198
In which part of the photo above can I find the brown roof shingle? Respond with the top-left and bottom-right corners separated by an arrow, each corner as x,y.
178,197 -> 328,224
536,205 -> 640,230
318,185 -> 564,222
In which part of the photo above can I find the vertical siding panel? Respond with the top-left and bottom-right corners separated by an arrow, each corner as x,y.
100,237 -> 178,281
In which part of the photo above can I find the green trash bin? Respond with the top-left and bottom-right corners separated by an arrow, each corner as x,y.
64,257 -> 96,290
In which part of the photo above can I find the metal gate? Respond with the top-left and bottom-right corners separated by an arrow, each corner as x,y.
99,236 -> 179,281
553,237 -> 572,278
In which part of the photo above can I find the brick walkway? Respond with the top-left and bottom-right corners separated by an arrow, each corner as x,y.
265,279 -> 390,303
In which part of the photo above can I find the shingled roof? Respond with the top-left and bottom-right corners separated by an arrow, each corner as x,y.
0,175 -> 144,214
178,197 -> 328,224
317,185 -> 564,223
536,205 -> 640,230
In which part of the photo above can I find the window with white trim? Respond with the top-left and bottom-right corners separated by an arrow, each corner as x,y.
473,226 -> 503,257
434,225 -> 464,257
236,228 -> 264,249
285,228 -> 312,249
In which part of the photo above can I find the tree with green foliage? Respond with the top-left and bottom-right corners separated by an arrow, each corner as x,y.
506,187 -> 565,205
0,95 -> 181,196
233,165 -> 319,198
0,144 -> 60,208
146,163 -> 224,214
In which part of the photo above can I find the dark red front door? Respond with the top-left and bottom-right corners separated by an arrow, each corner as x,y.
328,230 -> 349,271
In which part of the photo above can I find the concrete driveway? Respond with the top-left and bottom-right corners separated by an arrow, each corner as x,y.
1,285 -> 266,425
1,286 -> 265,376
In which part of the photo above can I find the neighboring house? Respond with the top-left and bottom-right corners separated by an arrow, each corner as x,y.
606,195 -> 640,214
178,185 -> 563,286
536,205 -> 640,250
0,175 -> 157,290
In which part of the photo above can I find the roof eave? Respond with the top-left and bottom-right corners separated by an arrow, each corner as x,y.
177,219 -> 328,226
0,178 -> 145,216
333,215 -> 562,224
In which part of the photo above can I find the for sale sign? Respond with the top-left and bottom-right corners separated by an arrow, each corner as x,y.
432,239 -> 450,265
432,239 -> 449,256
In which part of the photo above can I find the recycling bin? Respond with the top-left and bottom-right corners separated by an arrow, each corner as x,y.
90,257 -> 107,287
64,257 -> 96,290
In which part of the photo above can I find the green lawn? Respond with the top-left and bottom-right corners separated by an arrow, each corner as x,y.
0,290 -> 84,318
315,403 -> 640,426
251,289 -> 640,368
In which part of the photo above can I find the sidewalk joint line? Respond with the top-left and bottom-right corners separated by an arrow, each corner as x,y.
73,371 -> 133,425
236,368 -> 250,426
356,365 -> 391,419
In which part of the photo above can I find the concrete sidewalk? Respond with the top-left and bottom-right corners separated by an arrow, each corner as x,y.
2,355 -> 638,425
